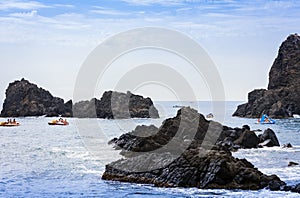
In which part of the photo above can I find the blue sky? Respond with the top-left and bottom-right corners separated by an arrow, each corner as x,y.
0,0 -> 300,105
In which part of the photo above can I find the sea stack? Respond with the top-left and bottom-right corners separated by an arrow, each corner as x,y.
233,34 -> 300,118
73,91 -> 159,119
0,78 -> 72,117
1,78 -> 159,119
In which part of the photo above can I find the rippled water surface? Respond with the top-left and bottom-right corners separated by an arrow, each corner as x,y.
1,102 -> 300,197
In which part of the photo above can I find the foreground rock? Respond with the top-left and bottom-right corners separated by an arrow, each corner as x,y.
233,34 -> 300,118
103,149 -> 284,190
103,107 -> 286,190
73,91 -> 159,119
0,78 -> 72,117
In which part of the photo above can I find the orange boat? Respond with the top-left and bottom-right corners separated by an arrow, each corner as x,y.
0,121 -> 20,127
48,118 -> 69,126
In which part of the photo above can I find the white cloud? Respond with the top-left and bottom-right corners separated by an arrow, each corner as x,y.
91,7 -> 130,16
53,4 -> 75,8
121,0 -> 184,6
9,10 -> 38,18
0,0 -> 50,10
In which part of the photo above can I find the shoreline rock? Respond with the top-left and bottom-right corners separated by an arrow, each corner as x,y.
103,107 -> 289,191
102,149 -> 284,190
1,79 -> 159,119
233,34 -> 300,118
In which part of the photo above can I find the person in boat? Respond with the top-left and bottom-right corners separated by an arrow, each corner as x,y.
13,119 -> 16,123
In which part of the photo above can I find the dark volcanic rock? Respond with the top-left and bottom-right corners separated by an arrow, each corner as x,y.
233,34 -> 300,118
233,130 -> 259,149
0,78 -> 72,117
258,128 -> 280,147
102,149 -> 284,190
103,107 -> 285,190
288,161 -> 299,167
73,91 -> 159,119
111,107 -> 280,155
1,79 -> 159,119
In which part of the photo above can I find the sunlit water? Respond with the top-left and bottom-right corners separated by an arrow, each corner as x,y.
1,101 -> 300,197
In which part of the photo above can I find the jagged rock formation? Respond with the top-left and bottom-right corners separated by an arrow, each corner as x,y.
1,79 -> 159,118
109,107 -> 280,156
233,34 -> 300,118
73,91 -> 159,119
0,78 -> 72,117
103,107 -> 286,190
102,149 -> 284,190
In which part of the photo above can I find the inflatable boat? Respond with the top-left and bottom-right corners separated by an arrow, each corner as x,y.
48,119 -> 69,126
0,121 -> 20,127
258,114 -> 276,124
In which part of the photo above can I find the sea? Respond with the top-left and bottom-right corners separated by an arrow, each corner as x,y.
1,101 -> 300,197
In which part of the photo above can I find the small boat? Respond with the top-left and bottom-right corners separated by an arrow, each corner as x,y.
48,118 -> 69,126
206,113 -> 214,119
293,114 -> 300,119
172,105 -> 184,108
258,114 -> 276,124
0,121 -> 20,127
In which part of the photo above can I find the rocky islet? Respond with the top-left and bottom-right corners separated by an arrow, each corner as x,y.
0,78 -> 159,119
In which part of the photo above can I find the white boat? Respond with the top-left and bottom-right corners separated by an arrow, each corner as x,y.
293,114 -> 300,118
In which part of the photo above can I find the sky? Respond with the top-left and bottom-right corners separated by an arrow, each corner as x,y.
0,0 -> 300,107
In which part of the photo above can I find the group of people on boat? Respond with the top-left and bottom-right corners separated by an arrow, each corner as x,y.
48,118 -> 69,125
257,114 -> 276,124
0,118 -> 20,126
1,118 -> 69,126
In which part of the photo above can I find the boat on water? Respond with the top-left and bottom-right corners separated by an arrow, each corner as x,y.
0,120 -> 20,127
258,114 -> 276,124
293,114 -> 300,118
206,113 -> 214,119
48,118 -> 69,126
172,105 -> 184,108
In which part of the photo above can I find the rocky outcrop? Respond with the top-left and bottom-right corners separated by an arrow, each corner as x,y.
110,108 -> 280,155
102,149 -> 284,190
233,34 -> 300,118
258,128 -> 280,147
1,79 -> 159,118
0,78 -> 72,117
103,107 -> 285,190
73,91 -> 159,119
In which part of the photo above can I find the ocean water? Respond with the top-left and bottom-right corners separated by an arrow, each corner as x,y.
1,101 -> 300,197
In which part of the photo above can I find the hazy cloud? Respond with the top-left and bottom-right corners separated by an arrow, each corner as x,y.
0,0 -> 50,10
91,6 -> 130,16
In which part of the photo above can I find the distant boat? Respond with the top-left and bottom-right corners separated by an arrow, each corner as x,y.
206,113 -> 214,119
258,114 -> 276,124
0,121 -> 20,127
48,118 -> 69,126
293,114 -> 300,119
172,105 -> 184,108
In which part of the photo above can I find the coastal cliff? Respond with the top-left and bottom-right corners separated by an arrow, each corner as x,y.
233,34 -> 300,118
